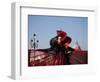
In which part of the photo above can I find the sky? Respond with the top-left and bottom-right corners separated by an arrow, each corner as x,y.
28,15 -> 88,50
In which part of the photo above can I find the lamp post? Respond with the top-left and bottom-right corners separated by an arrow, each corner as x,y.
30,33 -> 39,62
36,40 -> 39,48
33,33 -> 36,58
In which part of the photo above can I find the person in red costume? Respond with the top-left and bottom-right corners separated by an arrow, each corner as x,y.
50,30 -> 74,64
50,30 -> 66,50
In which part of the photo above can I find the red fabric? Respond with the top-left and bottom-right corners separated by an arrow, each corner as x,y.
58,31 -> 67,37
62,36 -> 72,44
66,36 -> 72,43
28,49 -> 88,66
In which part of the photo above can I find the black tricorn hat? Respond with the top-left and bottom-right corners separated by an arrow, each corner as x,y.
62,36 -> 72,44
